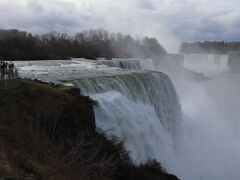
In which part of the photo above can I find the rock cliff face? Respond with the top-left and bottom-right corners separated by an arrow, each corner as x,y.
0,79 -> 179,180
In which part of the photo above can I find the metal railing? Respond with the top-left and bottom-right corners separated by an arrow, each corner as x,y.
0,68 -> 18,79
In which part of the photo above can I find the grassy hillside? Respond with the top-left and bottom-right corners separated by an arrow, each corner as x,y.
0,79 -> 179,180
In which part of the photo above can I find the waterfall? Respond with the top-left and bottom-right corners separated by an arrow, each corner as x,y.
208,54 -> 229,68
15,58 -> 183,174
98,58 -> 155,70
183,54 -> 230,73
98,60 -> 141,69
73,71 -> 183,165
15,58 -> 240,180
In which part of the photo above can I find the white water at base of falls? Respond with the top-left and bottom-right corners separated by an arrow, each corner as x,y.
171,77 -> 240,180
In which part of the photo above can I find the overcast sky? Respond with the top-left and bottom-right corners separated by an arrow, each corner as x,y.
0,0 -> 239,51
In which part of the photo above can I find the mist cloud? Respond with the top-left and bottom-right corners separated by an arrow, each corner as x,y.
0,0 -> 239,52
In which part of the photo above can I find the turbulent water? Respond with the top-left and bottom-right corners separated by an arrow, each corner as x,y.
16,57 -> 240,180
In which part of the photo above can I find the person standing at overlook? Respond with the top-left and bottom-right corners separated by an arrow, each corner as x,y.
0,61 -> 5,78
0,61 -> 11,79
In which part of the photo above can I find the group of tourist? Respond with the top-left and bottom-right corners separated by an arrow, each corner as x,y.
0,61 -> 17,79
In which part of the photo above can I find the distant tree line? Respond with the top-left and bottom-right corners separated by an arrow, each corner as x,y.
180,41 -> 240,54
0,29 -> 166,60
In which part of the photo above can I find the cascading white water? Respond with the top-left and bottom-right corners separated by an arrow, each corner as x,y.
97,57 -> 240,180
208,54 -> 229,68
139,58 -> 155,70
98,60 -> 141,69
73,72 -> 183,166
98,58 -> 155,70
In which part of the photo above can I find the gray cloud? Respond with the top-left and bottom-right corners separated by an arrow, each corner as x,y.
137,0 -> 155,10
0,0 -> 239,52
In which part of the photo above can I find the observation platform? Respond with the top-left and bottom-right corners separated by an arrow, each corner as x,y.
0,68 -> 20,89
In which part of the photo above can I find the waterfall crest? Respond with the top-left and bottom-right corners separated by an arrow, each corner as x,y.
98,58 -> 155,70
